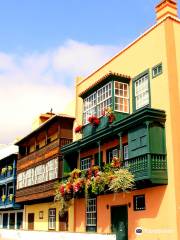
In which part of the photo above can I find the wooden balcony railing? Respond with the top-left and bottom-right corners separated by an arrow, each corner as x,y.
17,138 -> 72,171
123,153 -> 167,184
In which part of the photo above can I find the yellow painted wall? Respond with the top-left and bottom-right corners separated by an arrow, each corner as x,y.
24,202 -> 60,231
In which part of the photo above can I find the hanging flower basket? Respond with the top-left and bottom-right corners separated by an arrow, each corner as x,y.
88,115 -> 100,126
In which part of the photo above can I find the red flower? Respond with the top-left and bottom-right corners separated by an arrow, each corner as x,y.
88,115 -> 100,126
59,185 -> 65,196
75,125 -> 83,133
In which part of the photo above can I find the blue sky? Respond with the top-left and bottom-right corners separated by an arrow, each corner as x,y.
0,0 -> 160,53
0,0 -> 179,144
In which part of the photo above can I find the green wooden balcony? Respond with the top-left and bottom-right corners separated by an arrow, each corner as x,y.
123,153 -> 167,185
83,112 -> 129,138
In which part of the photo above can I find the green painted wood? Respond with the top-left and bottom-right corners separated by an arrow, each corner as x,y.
124,153 -> 167,184
128,125 -> 148,158
149,124 -> 166,154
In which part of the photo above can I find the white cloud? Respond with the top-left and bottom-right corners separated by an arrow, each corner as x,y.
0,39 -> 119,144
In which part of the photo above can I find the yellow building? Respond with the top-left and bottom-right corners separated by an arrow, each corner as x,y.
60,0 -> 180,239
15,113 -> 74,231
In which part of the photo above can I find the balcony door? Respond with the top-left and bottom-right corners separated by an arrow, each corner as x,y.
111,205 -> 128,240
28,213 -> 34,230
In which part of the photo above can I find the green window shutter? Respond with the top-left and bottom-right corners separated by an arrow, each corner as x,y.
128,126 -> 148,158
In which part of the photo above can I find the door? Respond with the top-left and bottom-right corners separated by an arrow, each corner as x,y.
59,211 -> 68,231
111,205 -> 128,240
28,213 -> 34,230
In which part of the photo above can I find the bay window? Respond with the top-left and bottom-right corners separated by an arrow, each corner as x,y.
83,93 -> 96,125
97,82 -> 112,117
114,82 -> 129,113
83,81 -> 129,124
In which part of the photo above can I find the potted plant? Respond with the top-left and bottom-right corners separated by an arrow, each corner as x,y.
75,125 -> 83,134
1,194 -> 6,202
1,167 -> 7,176
7,166 -> 13,177
103,107 -> 116,123
9,194 -> 14,202
88,115 -> 100,127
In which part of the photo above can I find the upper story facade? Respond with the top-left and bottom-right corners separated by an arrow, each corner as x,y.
15,113 -> 74,203
62,0 -> 180,189
0,145 -> 20,210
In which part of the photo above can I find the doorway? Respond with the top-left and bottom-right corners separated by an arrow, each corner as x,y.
28,213 -> 34,230
59,211 -> 68,231
111,205 -> 128,240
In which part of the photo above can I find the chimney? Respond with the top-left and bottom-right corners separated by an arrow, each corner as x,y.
155,0 -> 178,22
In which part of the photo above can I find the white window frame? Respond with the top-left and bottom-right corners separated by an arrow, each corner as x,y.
48,208 -> 56,230
107,147 -> 119,163
123,145 -> 129,160
97,82 -> 112,117
35,165 -> 44,184
135,74 -> 149,110
17,173 -> 23,189
80,158 -> 91,170
86,198 -> 97,227
83,92 -> 97,125
46,158 -> 58,181
114,81 -> 129,113
152,64 -> 162,78
25,169 -> 33,187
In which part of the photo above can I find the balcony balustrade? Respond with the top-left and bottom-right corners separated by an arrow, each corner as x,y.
123,153 -> 167,184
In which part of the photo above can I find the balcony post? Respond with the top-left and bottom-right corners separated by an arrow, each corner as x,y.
97,141 -> 101,167
145,121 -> 151,177
13,159 -> 16,177
118,133 -> 123,162
45,128 -> 48,145
76,149 -> 80,169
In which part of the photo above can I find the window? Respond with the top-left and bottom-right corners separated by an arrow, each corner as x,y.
114,81 -> 129,113
135,74 -> 149,110
123,145 -> 128,160
48,208 -> 56,230
17,158 -> 58,189
83,81 -> 130,124
83,93 -> 96,125
17,173 -> 23,189
106,147 -> 119,164
8,186 -> 13,195
133,195 -> 146,211
35,165 -> 45,184
86,198 -> 97,232
80,158 -> 91,170
26,169 -> 33,187
97,82 -> 112,117
152,63 -> 162,78
46,158 -> 58,181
